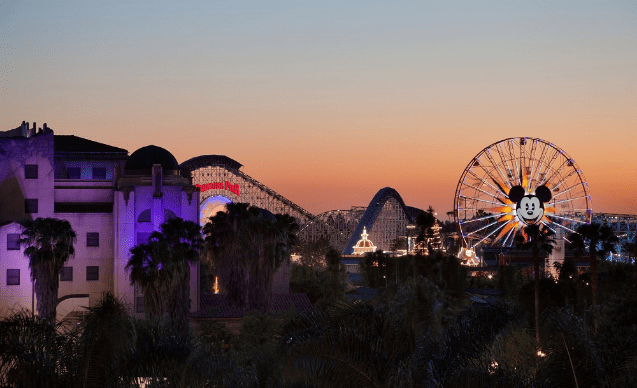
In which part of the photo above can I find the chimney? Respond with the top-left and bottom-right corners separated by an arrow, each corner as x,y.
43,123 -> 49,132
21,121 -> 28,137
32,122 -> 36,137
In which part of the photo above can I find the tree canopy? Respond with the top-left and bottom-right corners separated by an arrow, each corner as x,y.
20,217 -> 77,321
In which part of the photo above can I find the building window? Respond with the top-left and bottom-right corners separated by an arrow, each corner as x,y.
6,269 -> 20,285
25,199 -> 38,213
92,167 -> 106,180
86,266 -> 99,281
7,234 -> 20,250
25,164 -> 38,179
137,209 -> 151,223
67,167 -> 81,179
86,232 -> 99,247
60,267 -> 73,282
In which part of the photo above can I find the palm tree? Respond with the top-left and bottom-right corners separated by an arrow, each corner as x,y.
568,222 -> 618,307
515,223 -> 555,344
126,217 -> 202,325
73,292 -> 137,387
157,217 -> 202,327
325,248 -> 345,300
19,217 -> 77,321
203,203 -> 298,313
249,212 -> 298,312
127,240 -> 168,320
0,311 -> 74,387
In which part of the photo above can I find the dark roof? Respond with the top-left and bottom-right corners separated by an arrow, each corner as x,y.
191,293 -> 312,319
124,145 -> 179,174
54,135 -> 128,154
179,155 -> 243,171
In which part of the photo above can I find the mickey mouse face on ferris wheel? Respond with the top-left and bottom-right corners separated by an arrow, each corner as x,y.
508,185 -> 552,225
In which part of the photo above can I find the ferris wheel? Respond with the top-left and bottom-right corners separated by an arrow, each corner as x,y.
454,137 -> 592,256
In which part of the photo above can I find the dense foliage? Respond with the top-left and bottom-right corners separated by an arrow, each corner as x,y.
3,217 -> 636,387
127,217 -> 203,328
203,203 -> 299,313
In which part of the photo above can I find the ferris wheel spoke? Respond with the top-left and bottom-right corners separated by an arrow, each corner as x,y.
531,142 -> 550,188
466,170 -> 504,195
461,181 -> 502,200
459,195 -> 508,207
525,139 -> 539,188
552,195 -> 590,206
540,221 -> 559,236
492,144 -> 515,186
477,166 -> 511,197
459,213 -> 503,225
552,183 -> 581,199
549,168 -> 578,192
501,225 -> 516,247
472,221 -> 509,248
486,147 -> 509,183
537,147 -> 560,186
543,157 -> 572,186
506,139 -> 523,186
482,150 -> 511,190
545,213 -> 588,224
501,140 -> 520,186
540,148 -> 563,185
547,220 -> 578,236
465,218 -> 505,237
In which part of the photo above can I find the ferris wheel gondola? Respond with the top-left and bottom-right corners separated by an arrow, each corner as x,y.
454,137 -> 592,255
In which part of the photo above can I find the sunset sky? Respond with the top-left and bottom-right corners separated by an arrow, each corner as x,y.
1,1 -> 635,216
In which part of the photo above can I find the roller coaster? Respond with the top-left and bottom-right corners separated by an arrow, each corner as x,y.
181,153 -> 636,261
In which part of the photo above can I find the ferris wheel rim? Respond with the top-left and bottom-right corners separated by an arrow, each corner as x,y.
453,137 -> 592,251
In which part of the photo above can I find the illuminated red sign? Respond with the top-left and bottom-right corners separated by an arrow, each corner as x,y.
196,181 -> 240,196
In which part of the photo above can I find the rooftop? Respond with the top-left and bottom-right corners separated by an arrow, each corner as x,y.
54,135 -> 128,155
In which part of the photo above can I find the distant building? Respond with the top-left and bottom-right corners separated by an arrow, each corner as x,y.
0,122 -> 200,320
352,227 -> 376,255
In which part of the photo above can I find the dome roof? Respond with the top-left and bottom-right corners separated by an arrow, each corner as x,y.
353,226 -> 376,255
356,240 -> 373,248
124,145 -> 179,175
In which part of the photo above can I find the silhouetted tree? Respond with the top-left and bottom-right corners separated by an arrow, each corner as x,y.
127,217 -> 202,327
325,248 -> 346,300
360,250 -> 390,288
296,236 -> 330,268
20,217 -> 77,321
515,223 -> 555,343
204,203 -> 297,312
569,223 -> 618,307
